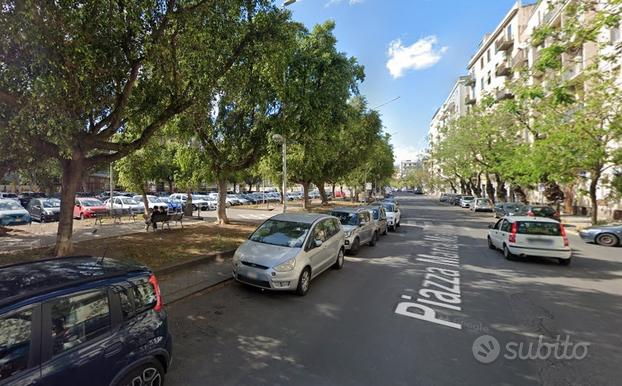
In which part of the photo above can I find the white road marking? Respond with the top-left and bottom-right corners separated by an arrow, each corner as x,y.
401,295 -> 413,300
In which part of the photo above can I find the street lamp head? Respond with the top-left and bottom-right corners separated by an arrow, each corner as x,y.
272,134 -> 285,144
284,0 -> 297,6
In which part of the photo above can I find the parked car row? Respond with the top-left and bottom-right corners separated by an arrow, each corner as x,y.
232,198 -> 402,295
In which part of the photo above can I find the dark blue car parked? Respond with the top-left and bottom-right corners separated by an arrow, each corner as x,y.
0,256 -> 172,386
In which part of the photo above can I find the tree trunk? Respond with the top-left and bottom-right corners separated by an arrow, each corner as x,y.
562,183 -> 575,215
54,158 -> 84,256
494,174 -> 507,202
184,188 -> 193,216
331,183 -> 336,199
485,176 -> 495,202
141,188 -> 150,215
448,180 -> 456,193
217,176 -> 229,224
589,169 -> 601,225
512,185 -> 527,203
301,181 -> 311,211
317,182 -> 329,205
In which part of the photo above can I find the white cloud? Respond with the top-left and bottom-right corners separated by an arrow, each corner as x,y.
386,36 -> 448,79
325,0 -> 363,7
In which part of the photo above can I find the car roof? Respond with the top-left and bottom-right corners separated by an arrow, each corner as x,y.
0,256 -> 150,310
270,213 -> 330,224
329,207 -> 368,214
502,216 -> 559,223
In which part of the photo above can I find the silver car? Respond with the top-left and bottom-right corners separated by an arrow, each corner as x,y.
330,207 -> 378,254
471,198 -> 494,212
365,206 -> 388,236
232,213 -> 345,296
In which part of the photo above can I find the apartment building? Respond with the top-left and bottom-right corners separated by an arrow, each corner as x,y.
465,1 -> 536,105
428,76 -> 471,148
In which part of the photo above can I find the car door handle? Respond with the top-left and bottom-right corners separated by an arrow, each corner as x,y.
103,341 -> 123,357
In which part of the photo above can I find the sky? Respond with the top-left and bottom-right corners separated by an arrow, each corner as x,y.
287,0 -> 520,162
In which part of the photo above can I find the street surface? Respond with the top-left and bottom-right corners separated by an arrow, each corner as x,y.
166,195 -> 622,385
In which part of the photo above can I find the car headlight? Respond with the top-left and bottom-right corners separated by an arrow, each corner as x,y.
344,230 -> 352,237
274,257 -> 296,272
45,210 -> 54,215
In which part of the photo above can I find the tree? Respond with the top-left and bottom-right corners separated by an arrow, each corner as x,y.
115,137 -> 169,212
267,21 -> 365,210
178,4 -> 298,224
0,0 -> 293,254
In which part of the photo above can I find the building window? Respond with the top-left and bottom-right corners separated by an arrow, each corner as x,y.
487,49 -> 491,62
480,57 -> 484,69
487,71 -> 491,85
480,77 -> 484,90
506,25 -> 512,39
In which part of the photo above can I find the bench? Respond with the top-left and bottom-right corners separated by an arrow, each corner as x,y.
146,212 -> 184,231
93,209 -> 138,226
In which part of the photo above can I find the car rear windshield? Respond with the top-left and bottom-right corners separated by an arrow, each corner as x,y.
330,211 -> 359,226
0,201 -> 23,210
81,199 -> 103,207
531,207 -> 556,216
382,203 -> 395,212
249,219 -> 311,248
462,196 -> 474,200
517,221 -> 561,236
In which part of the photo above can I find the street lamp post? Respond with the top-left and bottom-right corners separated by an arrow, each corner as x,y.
272,134 -> 287,213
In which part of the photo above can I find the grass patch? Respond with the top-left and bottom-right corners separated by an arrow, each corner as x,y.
0,222 -> 255,269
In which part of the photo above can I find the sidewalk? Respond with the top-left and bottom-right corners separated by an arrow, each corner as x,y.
561,215 -> 594,232
157,250 -> 235,305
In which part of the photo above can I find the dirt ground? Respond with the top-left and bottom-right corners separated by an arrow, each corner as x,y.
0,221 -> 256,269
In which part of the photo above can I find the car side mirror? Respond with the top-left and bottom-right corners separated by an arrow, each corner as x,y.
34,205 -> 41,210
314,239 -> 323,248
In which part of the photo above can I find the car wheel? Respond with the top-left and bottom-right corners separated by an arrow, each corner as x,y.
115,361 -> 165,386
369,232 -> 378,246
487,236 -> 496,250
558,257 -> 571,266
396,220 -> 401,228
595,233 -> 619,247
349,237 -> 360,255
296,267 -> 311,296
192,204 -> 197,211
503,244 -> 515,261
333,248 -> 345,269
383,226 -> 388,235
80,213 -> 85,220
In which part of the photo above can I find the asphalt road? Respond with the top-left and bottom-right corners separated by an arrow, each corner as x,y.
165,195 -> 622,386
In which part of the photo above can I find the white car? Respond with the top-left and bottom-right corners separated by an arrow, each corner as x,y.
133,195 -> 168,211
374,201 -> 401,231
103,196 -> 145,215
169,193 -> 214,210
487,216 -> 572,265
459,196 -> 475,208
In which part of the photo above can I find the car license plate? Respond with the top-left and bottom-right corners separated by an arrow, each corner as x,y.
247,271 -> 258,279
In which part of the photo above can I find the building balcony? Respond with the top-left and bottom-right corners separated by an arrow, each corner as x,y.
562,60 -> 583,81
495,35 -> 514,52
511,49 -> 528,67
464,95 -> 476,105
543,3 -> 563,26
495,89 -> 513,102
462,75 -> 476,87
495,62 -> 512,77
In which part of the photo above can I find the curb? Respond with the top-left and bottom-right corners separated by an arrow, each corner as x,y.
155,249 -> 236,276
